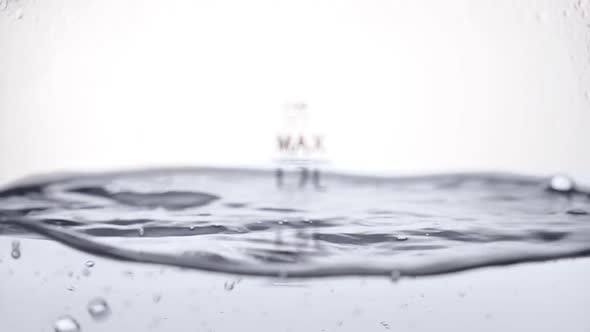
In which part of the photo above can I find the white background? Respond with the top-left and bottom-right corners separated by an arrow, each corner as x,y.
1,0 -> 590,184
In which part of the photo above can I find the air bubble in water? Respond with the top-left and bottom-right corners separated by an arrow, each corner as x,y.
395,235 -> 408,241
548,175 -> 575,193
389,270 -> 401,282
11,240 -> 21,259
224,281 -> 236,291
85,260 -> 95,268
87,298 -> 110,320
53,316 -> 80,332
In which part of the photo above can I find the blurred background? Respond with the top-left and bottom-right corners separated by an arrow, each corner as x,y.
1,0 -> 589,184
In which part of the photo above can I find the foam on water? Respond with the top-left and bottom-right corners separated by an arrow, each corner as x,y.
1,168 -> 589,279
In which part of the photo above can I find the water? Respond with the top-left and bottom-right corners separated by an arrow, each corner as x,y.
1,167 -> 589,279
10,239 -> 20,259
2,0 -> 590,329
53,316 -> 80,332
548,174 -> 576,193
87,297 -> 111,320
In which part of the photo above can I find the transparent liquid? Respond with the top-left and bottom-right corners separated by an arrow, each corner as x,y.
1,168 -> 590,278
1,168 -> 590,331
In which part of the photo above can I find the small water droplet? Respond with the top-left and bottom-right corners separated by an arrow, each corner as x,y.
152,294 -> 162,303
67,286 -> 75,292
395,235 -> 408,241
189,226 -> 196,231
138,226 -> 145,237
389,270 -> 401,282
548,175 -> 575,193
53,316 -> 80,332
87,298 -> 110,320
11,240 -> 21,259
85,261 -> 95,268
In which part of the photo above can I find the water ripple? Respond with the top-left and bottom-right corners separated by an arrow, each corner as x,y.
0,168 -> 589,279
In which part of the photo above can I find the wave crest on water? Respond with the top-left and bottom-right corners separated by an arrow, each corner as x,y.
0,168 -> 589,279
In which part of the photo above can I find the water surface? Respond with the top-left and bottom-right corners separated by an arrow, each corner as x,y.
1,168 -> 589,279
